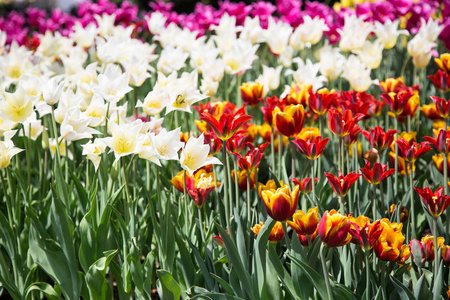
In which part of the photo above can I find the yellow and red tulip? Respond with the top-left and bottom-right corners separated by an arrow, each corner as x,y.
291,177 -> 318,194
251,221 -> 284,243
273,104 -> 305,138
287,207 -> 319,236
395,139 -> 432,164
324,171 -> 361,197
261,184 -> 300,222
410,235 -> 445,264
318,209 -> 352,247
431,96 -> 450,119
389,204 -> 409,223
240,82 -> 264,107
373,219 -> 405,261
349,216 -> 383,250
199,107 -> 252,141
327,108 -> 364,138
292,136 -> 329,160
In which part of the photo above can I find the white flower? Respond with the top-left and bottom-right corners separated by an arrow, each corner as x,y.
290,16 -> 329,50
0,85 -> 34,123
222,38 -> 259,75
101,120 -> 142,162
94,64 -> 132,103
260,65 -> 283,91
95,13 -> 117,38
122,55 -> 151,87
81,139 -> 106,171
415,18 -> 444,43
20,114 -> 44,140
238,16 -> 265,44
200,77 -> 220,97
60,108 -> 102,141
84,94 -> 108,127
71,22 -> 99,48
342,55 -> 378,92
136,133 -> 160,166
49,138 -> 73,160
407,35 -> 436,69
145,12 -> 167,35
211,14 -> 237,37
136,88 -> 169,116
20,73 -> 45,103
318,47 -> 345,82
0,130 -> 23,169
157,45 -> 189,75
338,15 -> 373,52
286,58 -> 327,91
278,46 -> 294,67
150,127 -> 184,161
353,40 -> 384,69
374,19 -> 409,49
54,89 -> 84,123
43,77 -> 66,105
180,133 -> 222,176
265,17 -> 292,55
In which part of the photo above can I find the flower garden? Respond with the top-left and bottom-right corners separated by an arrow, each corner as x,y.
0,0 -> 450,298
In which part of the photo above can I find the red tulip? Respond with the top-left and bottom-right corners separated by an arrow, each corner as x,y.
414,186 -> 450,217
381,91 -> 415,116
363,126 -> 398,151
235,142 -> 269,172
343,124 -> 362,147
291,136 -> 329,160
199,107 -> 252,141
423,129 -> 450,154
431,96 -> 450,119
395,139 -> 432,164
309,89 -> 338,116
360,161 -> 395,185
292,177 -> 319,194
428,70 -> 450,93
327,109 -> 364,138
226,132 -> 247,154
349,217 -> 383,250
325,171 -> 361,198
261,96 -> 285,126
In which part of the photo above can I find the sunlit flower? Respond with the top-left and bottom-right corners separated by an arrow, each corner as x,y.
373,219 -> 405,261
101,121 -> 142,162
273,104 -> 305,138
291,177 -> 318,194
0,130 -> 23,169
292,136 -> 329,160
251,221 -> 284,243
374,19 -> 409,50
414,186 -> 450,217
0,86 -> 34,123
318,209 -> 352,247
287,207 -> 319,236
360,161 -> 395,185
81,139 -> 106,171
261,184 -> 299,222
325,171 -> 361,198
180,133 -> 222,176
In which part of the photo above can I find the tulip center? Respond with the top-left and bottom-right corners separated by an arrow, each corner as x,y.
432,195 -> 437,203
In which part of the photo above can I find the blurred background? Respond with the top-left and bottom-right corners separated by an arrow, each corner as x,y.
0,0 -> 332,15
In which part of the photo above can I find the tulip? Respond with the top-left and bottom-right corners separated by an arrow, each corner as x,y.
318,210 -> 352,247
291,177 -> 318,194
251,221 -> 284,243
435,53 -> 450,74
309,89 -> 338,116
285,84 -> 311,106
292,136 -> 329,160
441,244 -> 450,266
180,134 -> 222,176
257,123 -> 275,142
395,139 -> 432,164
226,132 -> 247,154
287,207 -> 319,236
379,77 -> 407,93
381,91 -> 415,116
410,236 -> 445,264
231,169 -> 256,190
273,104 -> 305,138
343,124 -> 362,147
360,161 -> 395,185
204,132 -> 222,155
420,103 -> 444,121
397,244 -> 411,266
235,142 -> 269,172
261,96 -> 284,126
363,126 -> 398,151
389,131 -> 417,152
349,217 -> 383,250
414,186 -> 450,217
373,219 -> 405,261
327,109 -> 364,138
431,96 -> 450,119
325,171 -> 361,198
432,154 -> 450,175
261,184 -> 299,222
200,107 -> 253,141
240,81 -> 264,107
424,129 -> 450,154
428,70 -> 450,93
389,204 -> 409,223
258,180 -> 284,198
297,127 -> 320,141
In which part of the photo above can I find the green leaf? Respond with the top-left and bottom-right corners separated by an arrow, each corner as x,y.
210,274 -> 235,296
85,250 -> 118,300
191,293 -> 245,300
267,245 -> 299,299
290,234 -> 313,300
187,238 -> 215,291
69,169 -> 89,214
49,189 -> 81,300
52,156 -> 70,208
25,282 -> 63,300
156,269 -> 183,300
413,274 -> 430,300
389,275 -> 415,300
214,222 -> 256,300
432,261 -> 444,300
254,218 -> 275,298
288,253 -> 330,300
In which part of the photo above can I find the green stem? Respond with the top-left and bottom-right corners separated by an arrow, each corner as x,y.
222,147 -> 231,231
373,184 -> 377,220
270,128 -> 275,177
409,163 -> 416,238
247,172 -> 251,252
433,216 -> 440,281
278,133 -> 282,178
233,159 -> 240,216
365,251 -> 370,300
184,170 -> 189,236
320,245 -> 334,300
282,222 -> 291,253
291,141 -> 296,181
339,196 -> 345,215
311,160 -> 316,208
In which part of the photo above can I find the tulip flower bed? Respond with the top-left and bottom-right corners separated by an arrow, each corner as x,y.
1,0 -> 450,299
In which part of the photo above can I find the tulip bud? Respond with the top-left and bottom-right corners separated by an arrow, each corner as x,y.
364,148 -> 378,162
